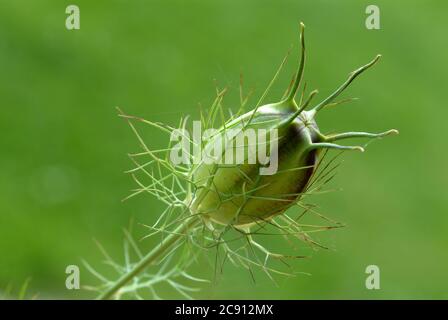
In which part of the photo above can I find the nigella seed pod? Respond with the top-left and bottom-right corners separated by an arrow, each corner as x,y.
97,23 -> 399,300
189,23 -> 398,227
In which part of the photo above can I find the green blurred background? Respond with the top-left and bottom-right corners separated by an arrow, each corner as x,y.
0,0 -> 447,299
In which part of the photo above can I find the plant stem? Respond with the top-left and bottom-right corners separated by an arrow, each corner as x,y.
98,217 -> 200,300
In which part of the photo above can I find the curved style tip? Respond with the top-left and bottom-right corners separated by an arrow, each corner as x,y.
371,54 -> 382,66
283,21 -> 307,104
378,129 -> 399,137
389,129 -> 399,135
323,129 -> 399,143
311,54 -> 383,114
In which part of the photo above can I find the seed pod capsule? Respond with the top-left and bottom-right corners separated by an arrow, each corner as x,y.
97,23 -> 399,300
189,23 -> 398,227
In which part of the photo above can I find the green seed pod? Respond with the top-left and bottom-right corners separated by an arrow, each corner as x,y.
96,23 -> 399,300
190,23 -> 398,227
